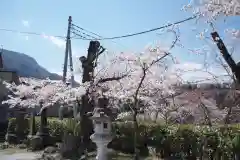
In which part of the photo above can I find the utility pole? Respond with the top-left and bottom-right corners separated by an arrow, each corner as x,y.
211,31 -> 240,83
68,38 -> 74,86
62,16 -> 75,86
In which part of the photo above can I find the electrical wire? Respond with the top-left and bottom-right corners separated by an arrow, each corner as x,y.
71,15 -> 197,40
71,23 -> 131,50
0,28 -> 65,39
71,27 -> 98,40
71,31 -> 89,40
0,15 -> 197,41
71,23 -> 102,38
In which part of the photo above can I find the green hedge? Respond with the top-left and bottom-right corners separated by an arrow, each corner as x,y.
7,118 -> 240,159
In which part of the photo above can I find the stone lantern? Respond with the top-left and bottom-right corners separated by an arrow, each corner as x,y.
90,108 -> 113,160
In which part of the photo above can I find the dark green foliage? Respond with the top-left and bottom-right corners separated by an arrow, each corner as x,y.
48,119 -> 65,142
7,118 -> 240,159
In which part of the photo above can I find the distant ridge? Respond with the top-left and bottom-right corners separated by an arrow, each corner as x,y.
1,49 -> 62,80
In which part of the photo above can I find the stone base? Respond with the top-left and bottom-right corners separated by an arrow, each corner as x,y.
36,127 -> 49,136
28,135 -> 43,151
36,129 -> 53,147
5,133 -> 18,144
60,134 -> 80,158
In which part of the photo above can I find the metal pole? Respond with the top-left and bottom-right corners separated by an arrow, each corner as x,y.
62,16 -> 72,83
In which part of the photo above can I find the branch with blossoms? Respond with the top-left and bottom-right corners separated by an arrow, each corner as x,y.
2,78 -> 87,114
183,0 -> 240,19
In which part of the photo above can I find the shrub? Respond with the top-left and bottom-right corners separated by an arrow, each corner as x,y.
6,118 -> 240,159
63,118 -> 81,136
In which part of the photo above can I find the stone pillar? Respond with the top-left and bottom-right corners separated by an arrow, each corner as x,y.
96,141 -> 110,160
28,108 -> 36,138
37,107 -> 48,137
15,110 -> 26,142
5,113 -> 18,144
36,106 -> 51,148
73,103 -> 78,120
59,105 -> 64,120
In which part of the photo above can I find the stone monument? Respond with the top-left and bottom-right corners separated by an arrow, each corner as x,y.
90,108 -> 113,160
59,105 -> 64,120
28,107 -> 36,138
30,103 -> 51,150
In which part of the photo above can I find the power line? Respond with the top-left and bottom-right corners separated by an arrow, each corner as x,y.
71,27 -> 98,40
0,15 -> 197,41
71,22 -> 130,50
71,30 -> 89,40
72,15 -> 197,40
71,23 -> 102,38
0,28 -> 65,39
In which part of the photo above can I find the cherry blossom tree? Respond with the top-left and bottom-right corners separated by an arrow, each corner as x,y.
91,30 -> 180,158
2,77 -> 87,114
179,0 -> 240,125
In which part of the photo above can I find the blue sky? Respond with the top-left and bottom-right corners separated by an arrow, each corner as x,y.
0,0 -> 239,82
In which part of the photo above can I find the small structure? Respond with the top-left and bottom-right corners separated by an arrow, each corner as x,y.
0,70 -> 20,84
0,48 -> 20,84
90,108 -> 113,160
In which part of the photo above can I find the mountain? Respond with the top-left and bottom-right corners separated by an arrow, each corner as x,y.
1,49 -> 62,80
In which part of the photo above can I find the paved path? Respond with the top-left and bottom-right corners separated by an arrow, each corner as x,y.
0,149 -> 41,160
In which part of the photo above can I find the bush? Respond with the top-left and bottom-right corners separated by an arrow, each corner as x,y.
6,118 -> 240,159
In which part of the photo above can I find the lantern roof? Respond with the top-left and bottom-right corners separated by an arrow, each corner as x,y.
91,107 -> 109,121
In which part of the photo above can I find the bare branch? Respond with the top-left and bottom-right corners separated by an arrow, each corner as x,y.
97,74 -> 128,84
199,100 -> 213,127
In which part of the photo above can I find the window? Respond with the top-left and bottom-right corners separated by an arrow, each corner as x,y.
103,123 -> 108,129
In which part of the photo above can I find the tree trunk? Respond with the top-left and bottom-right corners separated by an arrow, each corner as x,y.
133,110 -> 139,160
79,95 -> 94,154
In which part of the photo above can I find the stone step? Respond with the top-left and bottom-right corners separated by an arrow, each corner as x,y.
0,134 -> 6,143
